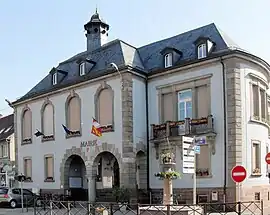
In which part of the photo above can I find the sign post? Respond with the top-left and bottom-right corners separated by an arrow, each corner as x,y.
15,174 -> 26,212
182,136 -> 196,204
231,165 -> 247,202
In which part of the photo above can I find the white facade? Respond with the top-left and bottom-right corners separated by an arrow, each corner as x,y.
16,77 -> 123,190
240,65 -> 270,186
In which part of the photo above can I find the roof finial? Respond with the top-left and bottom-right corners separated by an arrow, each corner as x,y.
95,5 -> 98,14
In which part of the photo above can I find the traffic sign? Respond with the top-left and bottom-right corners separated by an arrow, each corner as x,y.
265,152 -> 270,164
231,165 -> 246,183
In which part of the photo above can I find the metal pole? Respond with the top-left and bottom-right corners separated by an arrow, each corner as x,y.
5,171 -> 9,188
193,152 -> 196,205
21,180 -> 24,212
238,183 -> 241,202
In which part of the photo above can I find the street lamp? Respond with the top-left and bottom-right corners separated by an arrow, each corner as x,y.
110,63 -> 123,89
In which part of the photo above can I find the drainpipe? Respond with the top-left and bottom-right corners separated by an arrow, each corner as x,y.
145,78 -> 150,192
220,58 -> 227,203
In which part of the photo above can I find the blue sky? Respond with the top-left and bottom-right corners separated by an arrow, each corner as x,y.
0,0 -> 269,116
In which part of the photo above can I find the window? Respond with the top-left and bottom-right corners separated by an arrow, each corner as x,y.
178,89 -> 192,120
252,141 -> 261,175
66,95 -> 81,132
164,53 -> 173,68
79,63 -> 86,76
12,189 -> 20,195
0,144 -> 8,158
198,44 -> 207,59
196,85 -> 209,118
44,156 -> 54,181
24,158 -> 32,181
268,101 -> 270,122
196,144 -> 211,177
42,103 -> 54,138
52,73 -> 57,85
97,89 -> 113,126
161,93 -> 174,122
260,89 -> 266,120
22,109 -> 32,143
22,189 -> 33,196
252,83 -> 267,121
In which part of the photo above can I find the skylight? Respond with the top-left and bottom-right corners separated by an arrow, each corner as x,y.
0,129 -> 4,134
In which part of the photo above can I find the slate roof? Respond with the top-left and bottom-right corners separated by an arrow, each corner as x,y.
14,22 -> 240,103
0,114 -> 14,141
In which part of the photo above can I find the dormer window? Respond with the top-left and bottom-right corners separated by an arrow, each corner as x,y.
197,43 -> 207,59
52,73 -> 57,85
79,62 -> 86,76
164,53 -> 173,68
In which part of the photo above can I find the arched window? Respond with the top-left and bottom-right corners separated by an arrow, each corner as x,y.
66,95 -> 81,132
97,88 -> 113,126
42,102 -> 54,139
22,108 -> 32,144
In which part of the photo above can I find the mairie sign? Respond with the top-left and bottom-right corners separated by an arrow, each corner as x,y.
80,140 -> 98,148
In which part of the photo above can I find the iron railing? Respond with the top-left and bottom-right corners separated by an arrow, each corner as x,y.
33,199 -> 262,215
151,115 -> 215,139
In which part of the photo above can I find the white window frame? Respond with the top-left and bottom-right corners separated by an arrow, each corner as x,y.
198,43 -> 207,59
178,89 -> 192,120
52,73 -> 57,85
79,62 -> 86,76
164,53 -> 173,68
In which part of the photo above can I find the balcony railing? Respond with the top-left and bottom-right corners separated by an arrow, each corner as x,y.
151,115 -> 214,139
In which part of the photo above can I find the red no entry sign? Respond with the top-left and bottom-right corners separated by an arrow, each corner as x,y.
231,165 -> 246,183
265,153 -> 270,164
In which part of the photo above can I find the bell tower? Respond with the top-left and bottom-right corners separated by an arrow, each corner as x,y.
84,9 -> 109,52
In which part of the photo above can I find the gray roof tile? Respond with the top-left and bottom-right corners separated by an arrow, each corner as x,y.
14,23 -> 239,103
0,114 -> 14,141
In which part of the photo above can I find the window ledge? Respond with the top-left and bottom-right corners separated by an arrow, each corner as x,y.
44,179 -> 55,182
192,174 -> 212,179
101,125 -> 114,133
250,118 -> 269,128
22,139 -> 32,145
42,135 -> 55,142
66,131 -> 81,139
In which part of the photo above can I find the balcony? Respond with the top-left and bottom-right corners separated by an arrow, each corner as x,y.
151,115 -> 215,140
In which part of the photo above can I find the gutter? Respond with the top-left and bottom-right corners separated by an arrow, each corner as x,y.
145,78 -> 150,191
220,58 -> 227,203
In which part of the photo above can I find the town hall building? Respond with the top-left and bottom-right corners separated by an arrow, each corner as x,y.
11,10 -> 270,204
